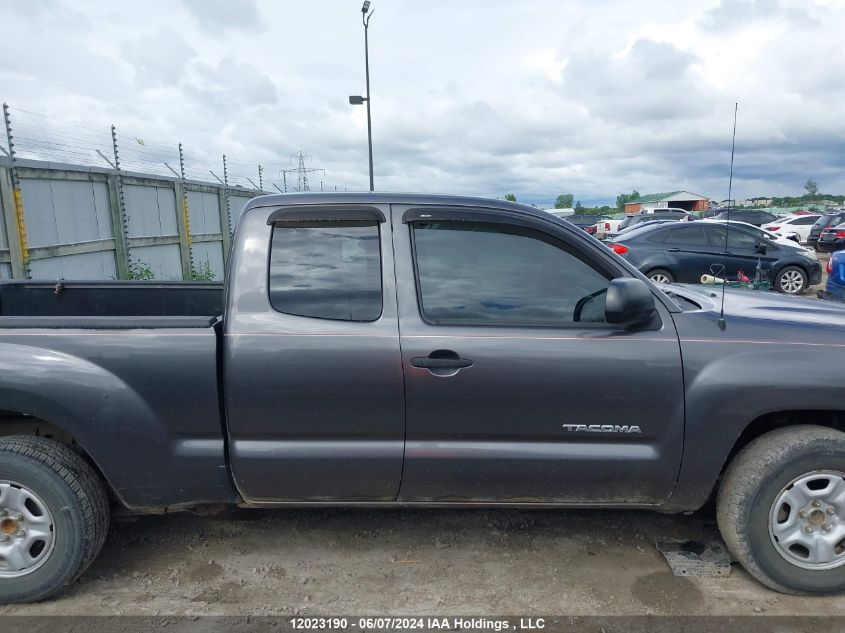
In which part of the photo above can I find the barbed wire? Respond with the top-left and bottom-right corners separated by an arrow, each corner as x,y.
4,104 -> 343,192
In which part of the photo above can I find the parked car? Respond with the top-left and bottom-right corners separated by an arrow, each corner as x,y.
606,209 -> 693,240
825,250 -> 845,300
594,217 -> 625,240
560,213 -> 609,236
817,223 -> 845,253
0,192 -> 844,602
608,219 -> 822,294
762,214 -> 821,244
711,209 -> 778,226
808,210 -> 845,250
617,208 -> 692,232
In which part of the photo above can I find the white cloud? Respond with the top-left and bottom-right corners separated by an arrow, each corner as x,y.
0,0 -> 843,205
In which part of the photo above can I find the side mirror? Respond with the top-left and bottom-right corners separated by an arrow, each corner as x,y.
606,278 -> 656,326
755,242 -> 768,255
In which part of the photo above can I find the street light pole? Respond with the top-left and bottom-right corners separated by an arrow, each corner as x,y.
363,4 -> 374,192
349,1 -> 375,191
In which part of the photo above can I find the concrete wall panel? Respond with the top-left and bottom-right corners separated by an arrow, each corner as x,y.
191,241 -> 224,281
130,244 -> 183,281
125,184 -> 178,237
29,250 -> 117,280
20,178 -> 112,247
187,190 -> 221,234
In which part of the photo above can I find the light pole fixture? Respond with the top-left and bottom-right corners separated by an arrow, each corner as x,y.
348,0 -> 375,191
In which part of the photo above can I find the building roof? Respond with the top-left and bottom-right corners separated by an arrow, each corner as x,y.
632,191 -> 708,203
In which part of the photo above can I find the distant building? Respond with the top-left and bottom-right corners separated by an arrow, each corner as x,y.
624,191 -> 710,214
752,197 -> 773,206
739,197 -> 773,207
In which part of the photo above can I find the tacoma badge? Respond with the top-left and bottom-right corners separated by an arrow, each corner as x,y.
562,424 -> 642,434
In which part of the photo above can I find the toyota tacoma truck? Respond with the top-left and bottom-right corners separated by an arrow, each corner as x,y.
0,192 -> 844,602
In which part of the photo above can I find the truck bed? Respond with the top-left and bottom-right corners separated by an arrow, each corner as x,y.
0,279 -> 232,508
0,280 -> 223,328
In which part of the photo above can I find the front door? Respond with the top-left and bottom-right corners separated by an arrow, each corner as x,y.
392,205 -> 685,504
705,224 -> 778,281
224,204 -> 405,502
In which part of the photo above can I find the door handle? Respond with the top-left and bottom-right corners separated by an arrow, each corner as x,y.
666,247 -> 680,252
410,357 -> 473,369
410,350 -> 473,373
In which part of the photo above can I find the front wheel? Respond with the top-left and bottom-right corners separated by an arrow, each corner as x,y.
717,426 -> 845,594
774,266 -> 808,294
0,436 -> 109,603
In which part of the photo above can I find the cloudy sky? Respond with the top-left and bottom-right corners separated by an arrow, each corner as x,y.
2,0 -> 844,206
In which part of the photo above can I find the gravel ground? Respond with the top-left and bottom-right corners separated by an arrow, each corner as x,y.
2,506 -> 844,617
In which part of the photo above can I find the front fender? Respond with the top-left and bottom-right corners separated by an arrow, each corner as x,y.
668,336 -> 843,510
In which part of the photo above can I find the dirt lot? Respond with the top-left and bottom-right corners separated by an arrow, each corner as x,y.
2,506 -> 844,617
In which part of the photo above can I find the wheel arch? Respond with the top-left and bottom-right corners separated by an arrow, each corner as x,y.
0,410 -> 123,507
723,410 -> 845,476
684,410 -> 845,512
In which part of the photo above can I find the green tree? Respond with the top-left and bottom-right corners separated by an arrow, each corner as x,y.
804,179 -> 819,199
504,193 -> 517,202
554,193 -> 574,209
574,200 -> 583,212
615,190 -> 640,210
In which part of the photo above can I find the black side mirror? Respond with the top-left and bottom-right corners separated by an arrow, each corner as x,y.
605,278 -> 656,326
755,242 -> 768,255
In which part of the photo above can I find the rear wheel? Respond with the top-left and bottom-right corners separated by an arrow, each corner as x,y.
646,268 -> 675,284
717,426 -> 845,594
774,266 -> 808,294
0,436 -> 109,603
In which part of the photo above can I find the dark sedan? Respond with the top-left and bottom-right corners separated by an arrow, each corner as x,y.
608,221 -> 822,294
559,213 -> 609,235
617,209 -> 691,231
711,209 -> 777,226
808,210 -> 845,250
817,223 -> 845,253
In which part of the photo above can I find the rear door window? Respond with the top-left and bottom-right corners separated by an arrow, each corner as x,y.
666,226 -> 709,246
269,224 -> 382,321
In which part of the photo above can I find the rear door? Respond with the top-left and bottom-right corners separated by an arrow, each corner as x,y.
224,205 -> 405,502
789,215 -> 821,242
391,205 -> 685,504
661,225 -> 718,283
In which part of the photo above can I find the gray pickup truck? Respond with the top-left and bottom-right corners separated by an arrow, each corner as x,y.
1,192 -> 844,602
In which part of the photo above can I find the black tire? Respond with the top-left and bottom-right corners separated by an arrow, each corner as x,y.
0,436 -> 109,603
774,265 -> 808,295
646,268 -> 675,284
717,425 -> 845,595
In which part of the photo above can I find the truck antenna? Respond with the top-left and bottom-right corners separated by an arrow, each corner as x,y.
718,102 -> 738,331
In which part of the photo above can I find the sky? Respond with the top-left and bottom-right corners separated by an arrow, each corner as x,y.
2,0 -> 844,207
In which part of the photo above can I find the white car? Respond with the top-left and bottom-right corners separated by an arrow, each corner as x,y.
700,219 -> 817,258
593,218 -> 624,240
761,214 -> 821,244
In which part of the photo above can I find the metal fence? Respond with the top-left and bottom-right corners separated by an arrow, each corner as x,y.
0,103 -> 335,282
